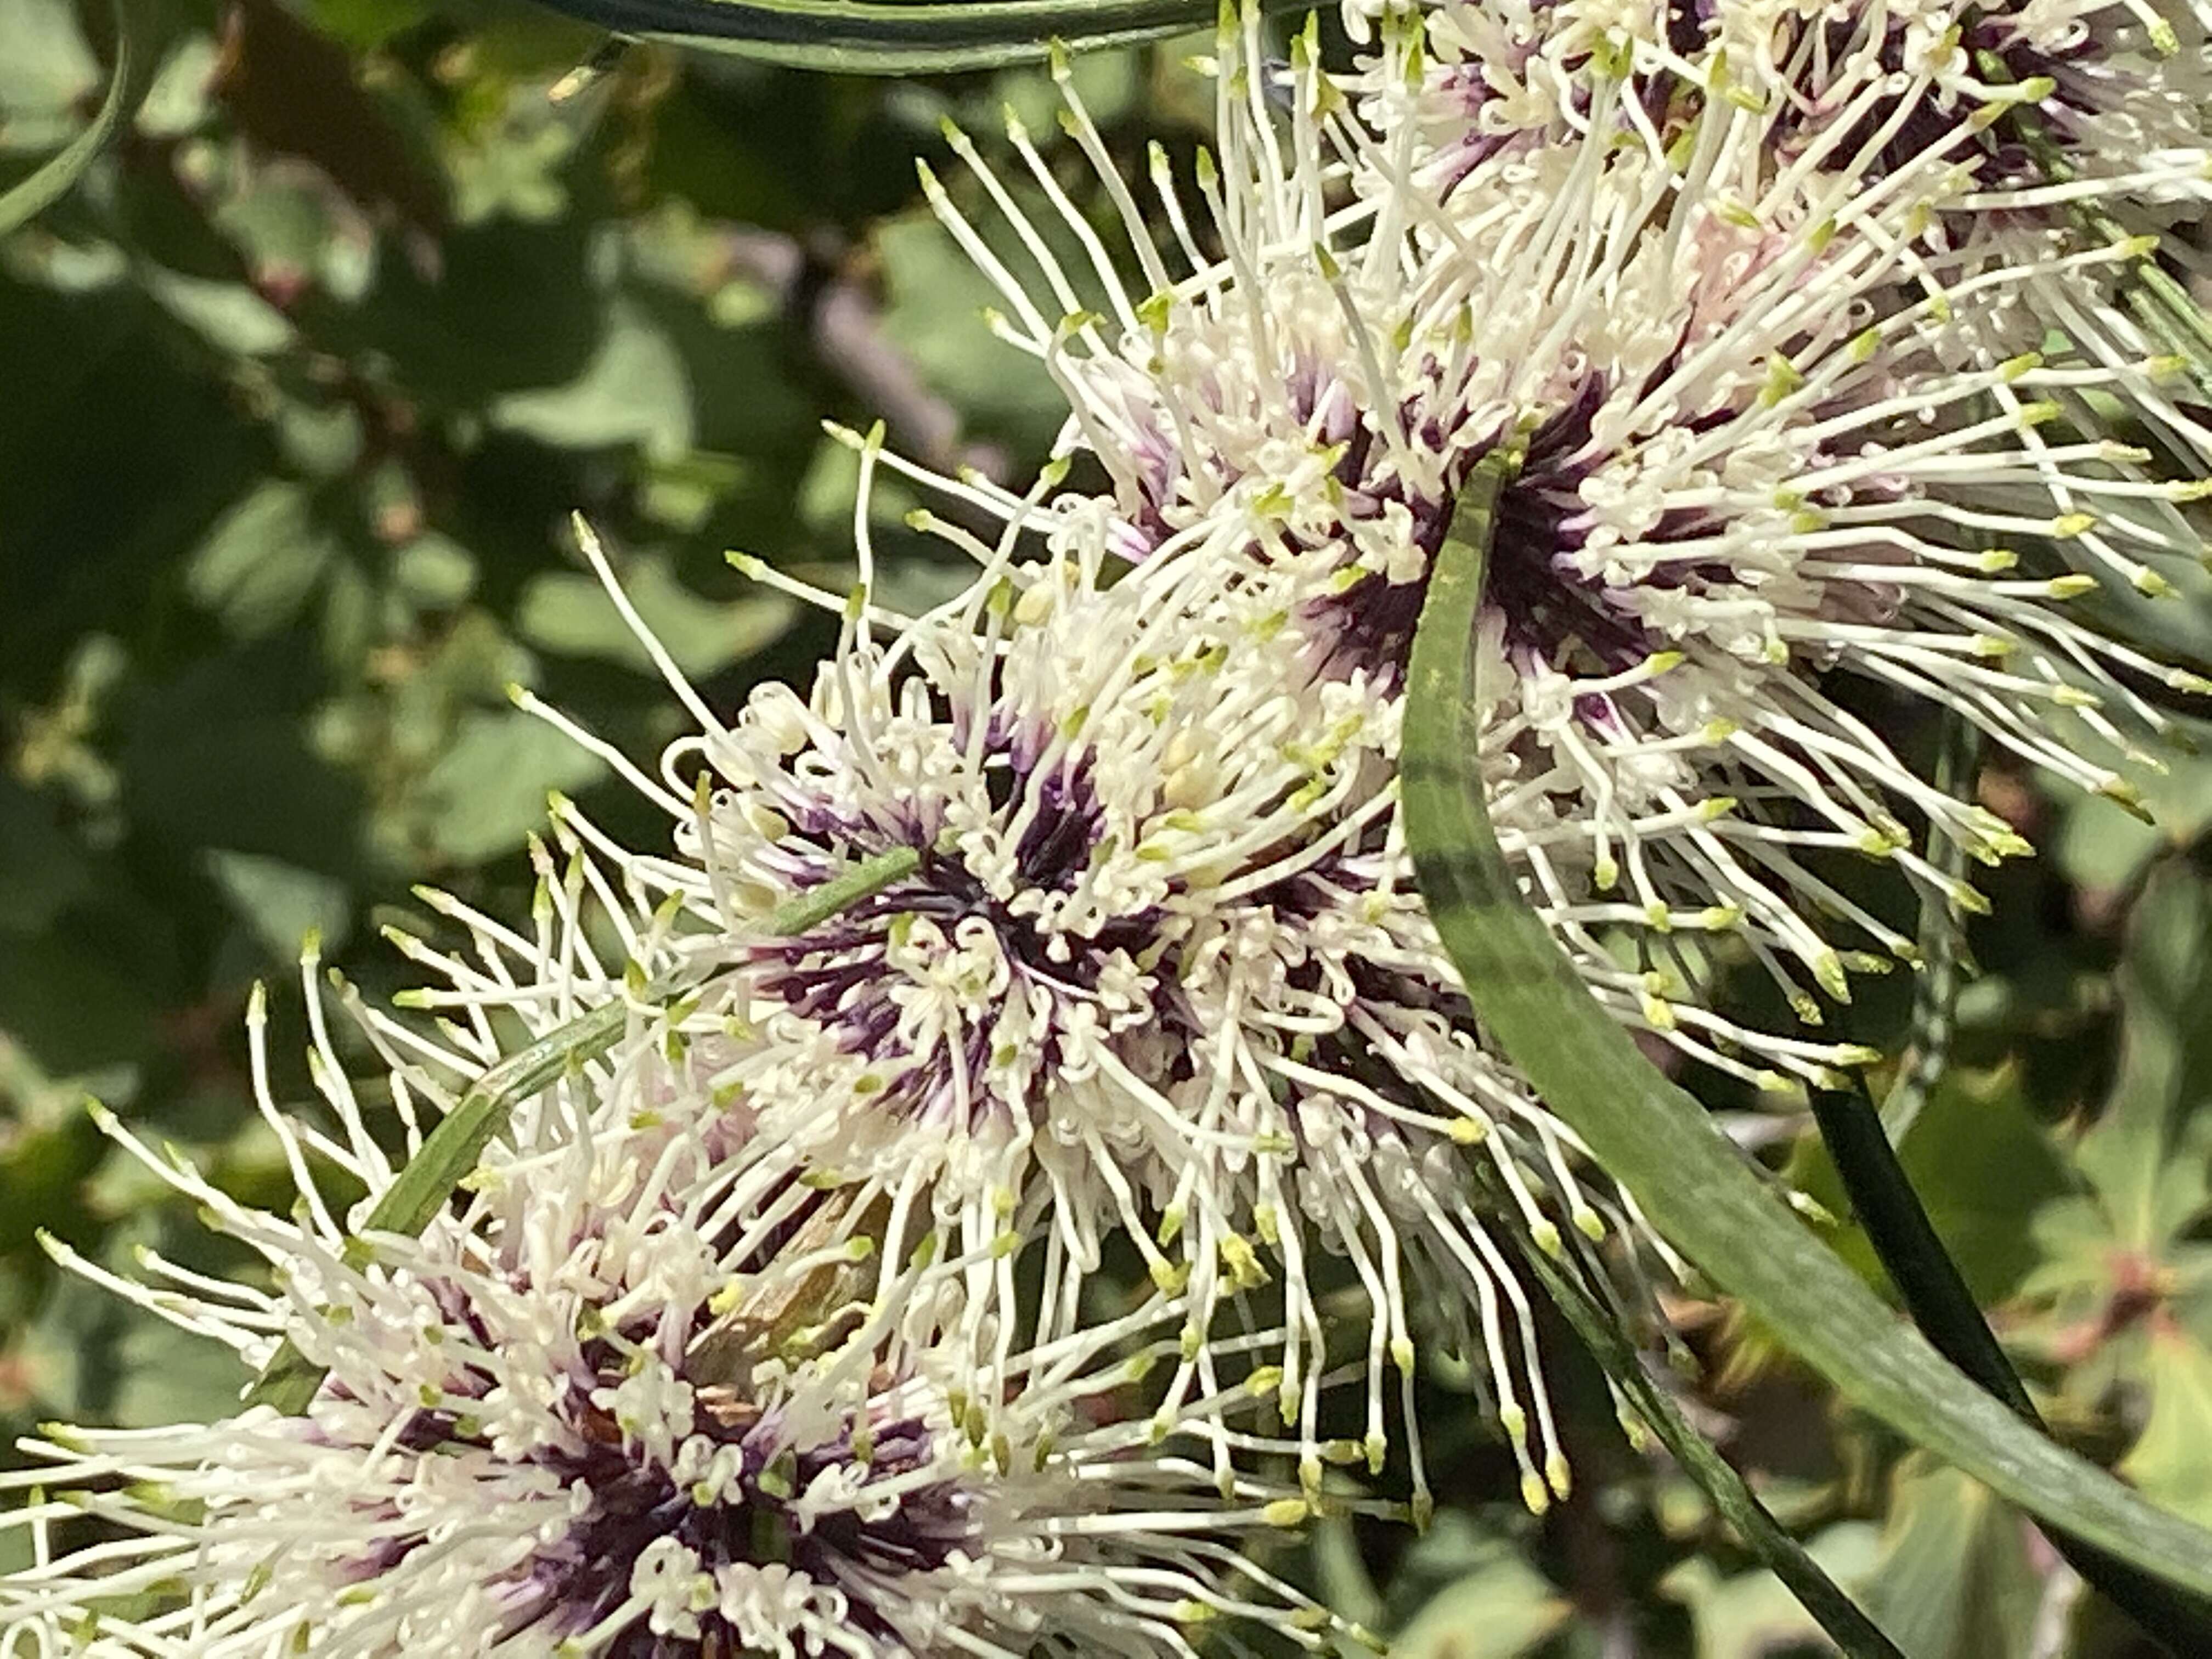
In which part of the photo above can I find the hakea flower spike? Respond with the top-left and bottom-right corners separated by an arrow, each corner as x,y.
0,958 -> 1371,1659
1362,0 -> 2212,473
898,8 -> 2210,1070
459,512 -> 1658,1522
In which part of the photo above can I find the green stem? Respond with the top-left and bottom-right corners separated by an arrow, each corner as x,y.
244,844 -> 920,1415
1485,1174 -> 1904,1658
517,0 -> 1309,72
0,0 -> 136,238
1402,445 -> 2212,1600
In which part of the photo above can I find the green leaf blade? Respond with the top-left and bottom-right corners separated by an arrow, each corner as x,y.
1402,447 -> 2212,1602
519,0 -> 1310,72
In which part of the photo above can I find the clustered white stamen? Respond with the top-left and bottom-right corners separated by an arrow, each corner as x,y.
1,963 -> 1367,1658
8,1 -> 2212,1652
455,513 -> 1631,1521
901,7 -> 2208,1060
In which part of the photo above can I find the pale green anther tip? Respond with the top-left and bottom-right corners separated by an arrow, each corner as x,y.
1521,1471 -> 1552,1515
1646,649 -> 1686,674
1412,1491 -> 1436,1532
1246,1365 -> 1285,1399
1813,952 -> 1851,1002
1592,856 -> 1620,890
1547,1452 -> 1572,1499
1978,548 -> 2018,572
1365,1430 -> 1388,1474
2097,778 -> 2155,824
2135,568 -> 2175,598
246,979 -> 268,1023
1788,1190 -> 1838,1226
726,550 -> 767,579
1532,1219 -> 1564,1259
503,680 -> 528,707
1837,1045 -> 1885,1068
2167,669 -> 2212,696
1263,1497 -> 1311,1528
1156,1204 -> 1186,1247
1391,1336 -> 1416,1373
2046,573 -> 2098,599
1573,1206 -> 1606,1242
1150,1259 -> 1190,1295
845,1235 -> 877,1262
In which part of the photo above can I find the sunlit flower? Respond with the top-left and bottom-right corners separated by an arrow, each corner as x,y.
907,9 -> 2208,1064
1364,0 -> 2212,469
444,507 -> 1645,1519
0,962 -> 1362,1658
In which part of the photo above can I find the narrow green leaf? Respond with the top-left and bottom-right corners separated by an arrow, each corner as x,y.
522,0 -> 1309,72
1402,443 -> 2212,1601
0,0 -> 134,238
1482,1167 -> 1903,1658
244,844 -> 921,1415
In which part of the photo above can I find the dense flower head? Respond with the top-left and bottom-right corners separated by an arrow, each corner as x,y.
1350,0 -> 2212,471
477,515 -> 1650,1519
907,9 -> 2211,1062
0,956 -> 1359,1658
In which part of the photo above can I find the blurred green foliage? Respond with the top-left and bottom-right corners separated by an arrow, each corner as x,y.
4,1 -> 2212,1653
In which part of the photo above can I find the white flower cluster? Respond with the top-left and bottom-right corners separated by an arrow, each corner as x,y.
7,1 -> 2211,1653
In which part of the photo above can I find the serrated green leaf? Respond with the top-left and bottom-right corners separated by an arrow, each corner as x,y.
1392,1548 -> 1568,1659
417,710 -> 607,866
1860,1460 -> 2042,1659
2078,865 -> 2212,1250
0,0 -> 133,236
185,483 -> 341,639
518,552 -> 795,678
492,301 -> 695,456
1793,1064 -> 2069,1306
1664,1523 -> 1883,1659
2121,1328 -> 2212,1527
202,849 -> 352,962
